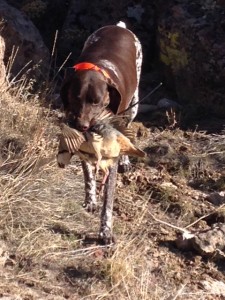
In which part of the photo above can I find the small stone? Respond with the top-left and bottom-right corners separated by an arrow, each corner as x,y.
157,98 -> 182,110
160,182 -> 178,190
206,191 -> 225,206
200,279 -> 225,297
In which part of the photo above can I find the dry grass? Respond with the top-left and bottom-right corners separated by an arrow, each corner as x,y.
1,72 -> 225,299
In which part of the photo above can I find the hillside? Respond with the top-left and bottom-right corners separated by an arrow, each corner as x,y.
1,79 -> 225,299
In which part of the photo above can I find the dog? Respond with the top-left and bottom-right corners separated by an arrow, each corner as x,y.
60,22 -> 142,244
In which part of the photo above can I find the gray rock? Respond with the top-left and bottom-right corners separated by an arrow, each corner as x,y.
157,98 -> 182,110
176,223 -> 225,258
157,0 -> 225,117
193,223 -> 225,256
58,0 -> 155,65
200,279 -> 225,297
0,0 -> 49,81
206,191 -> 225,206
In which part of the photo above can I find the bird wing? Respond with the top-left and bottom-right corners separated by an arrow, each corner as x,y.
90,109 -> 114,127
97,109 -> 114,121
57,135 -> 73,167
91,110 -> 136,141
60,123 -> 85,153
108,115 -> 136,142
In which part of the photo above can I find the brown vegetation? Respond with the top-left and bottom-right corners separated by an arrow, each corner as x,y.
1,76 -> 225,299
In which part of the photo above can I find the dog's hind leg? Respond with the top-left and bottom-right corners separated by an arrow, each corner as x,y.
118,34 -> 143,173
127,33 -> 143,123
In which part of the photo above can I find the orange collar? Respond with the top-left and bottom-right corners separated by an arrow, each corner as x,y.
73,62 -> 110,79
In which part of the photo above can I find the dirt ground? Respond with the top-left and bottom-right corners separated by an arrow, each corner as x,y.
1,85 -> 225,299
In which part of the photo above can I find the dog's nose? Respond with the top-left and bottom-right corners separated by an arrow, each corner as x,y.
81,125 -> 89,131
76,123 -> 89,131
76,120 -> 90,132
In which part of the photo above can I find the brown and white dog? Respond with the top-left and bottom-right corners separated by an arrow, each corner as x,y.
60,22 -> 142,244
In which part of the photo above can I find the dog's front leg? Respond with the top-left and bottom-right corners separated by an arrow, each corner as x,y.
81,160 -> 97,212
99,162 -> 118,244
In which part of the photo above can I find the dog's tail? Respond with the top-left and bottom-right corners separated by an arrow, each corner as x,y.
116,21 -> 126,28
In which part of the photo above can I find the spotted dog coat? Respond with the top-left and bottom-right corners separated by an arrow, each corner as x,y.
60,22 -> 142,244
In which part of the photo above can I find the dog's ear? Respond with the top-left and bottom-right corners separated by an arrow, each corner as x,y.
107,81 -> 122,114
60,68 -> 75,110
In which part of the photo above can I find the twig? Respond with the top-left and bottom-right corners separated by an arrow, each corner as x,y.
149,212 -> 189,234
191,150 -> 225,159
119,82 -> 163,115
150,203 -> 225,236
139,192 -> 192,235
172,284 -> 187,300
42,244 -> 113,259
51,52 -> 72,82
185,203 -> 225,229
51,30 -> 58,58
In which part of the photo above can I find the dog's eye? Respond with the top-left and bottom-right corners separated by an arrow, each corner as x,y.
92,99 -> 100,105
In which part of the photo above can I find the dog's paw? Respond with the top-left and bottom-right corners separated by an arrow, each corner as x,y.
57,162 -> 65,168
82,201 -> 97,213
99,229 -> 115,245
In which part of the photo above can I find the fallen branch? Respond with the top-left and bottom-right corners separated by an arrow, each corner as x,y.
149,212 -> 194,239
42,244 -> 113,259
185,203 -> 225,229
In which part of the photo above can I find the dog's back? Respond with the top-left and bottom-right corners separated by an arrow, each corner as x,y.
78,25 -> 139,112
81,26 -> 137,75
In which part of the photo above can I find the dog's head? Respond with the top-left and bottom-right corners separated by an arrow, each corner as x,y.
60,68 -> 121,131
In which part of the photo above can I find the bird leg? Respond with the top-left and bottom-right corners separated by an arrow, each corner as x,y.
97,169 -> 109,198
94,149 -> 104,187
89,133 -> 102,179
94,158 -> 101,179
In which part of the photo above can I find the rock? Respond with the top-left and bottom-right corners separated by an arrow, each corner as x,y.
200,278 -> 225,297
160,181 -> 178,190
206,191 -> 225,206
58,0 -> 155,66
193,223 -> 225,256
157,0 -> 225,117
157,98 -> 182,110
138,98 -> 181,114
127,4 -> 145,23
176,223 -> 225,258
0,0 -> 49,82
